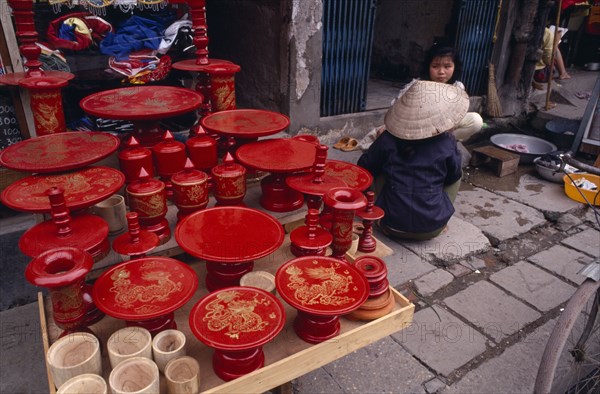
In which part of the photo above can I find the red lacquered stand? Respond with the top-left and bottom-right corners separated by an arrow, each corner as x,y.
211,152 -> 246,206
152,131 -> 187,200
289,209 -> 333,257
175,207 -> 284,291
172,159 -> 210,220
348,256 -> 394,321
236,138 -> 316,212
286,144 -> 346,211
93,256 -> 198,335
189,287 -> 285,381
25,247 -> 104,336
275,256 -> 368,344
205,63 -> 241,112
112,212 -> 160,259
355,191 -> 385,253
19,187 -> 109,262
323,187 -> 367,260
118,136 -> 155,184
126,168 -> 170,244
18,77 -> 68,136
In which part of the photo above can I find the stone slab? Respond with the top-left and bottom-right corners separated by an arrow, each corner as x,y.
444,281 -> 541,342
321,337 -> 433,393
425,378 -> 447,394
527,244 -> 592,284
414,269 -> 455,297
394,306 -> 488,376
583,207 -> 600,230
460,257 -> 487,271
292,367 -> 343,393
446,263 -> 472,278
443,319 -> 556,394
373,228 -> 437,287
560,227 -> 600,257
454,188 -> 546,243
0,302 -> 49,394
493,173 -> 580,214
399,216 -> 490,261
489,261 -> 576,312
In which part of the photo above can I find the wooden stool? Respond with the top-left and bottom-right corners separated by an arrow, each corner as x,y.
471,146 -> 520,177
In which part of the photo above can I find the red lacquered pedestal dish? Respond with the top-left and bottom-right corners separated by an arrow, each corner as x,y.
1,166 -> 124,213
355,191 -> 385,253
324,160 -> 373,192
289,209 -> 333,257
93,256 -> 198,335
25,247 -> 104,335
286,144 -> 347,210
112,212 -> 160,259
19,187 -> 109,261
201,109 -> 290,153
175,207 -> 284,291
189,286 -> 285,381
0,131 -> 120,173
236,139 -> 317,212
80,86 -> 202,147
275,256 -> 369,344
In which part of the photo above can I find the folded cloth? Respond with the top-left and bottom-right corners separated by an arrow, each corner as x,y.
158,16 -> 192,55
47,12 -> 112,51
100,16 -> 165,60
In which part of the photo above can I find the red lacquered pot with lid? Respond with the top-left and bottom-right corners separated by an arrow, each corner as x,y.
118,136 -> 154,184
126,168 -> 170,244
186,124 -> 217,172
211,152 -> 246,206
172,159 -> 210,220
152,130 -> 187,178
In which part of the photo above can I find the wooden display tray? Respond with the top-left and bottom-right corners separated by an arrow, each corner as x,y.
41,245 -> 414,393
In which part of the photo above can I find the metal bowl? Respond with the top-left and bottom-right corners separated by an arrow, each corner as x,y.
490,133 -> 558,164
533,157 -> 564,183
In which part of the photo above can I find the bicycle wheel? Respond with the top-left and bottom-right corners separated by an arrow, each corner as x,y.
534,278 -> 600,394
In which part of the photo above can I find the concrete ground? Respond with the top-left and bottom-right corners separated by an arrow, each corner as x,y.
1,70 -> 599,393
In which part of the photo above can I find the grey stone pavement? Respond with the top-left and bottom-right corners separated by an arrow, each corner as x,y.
1,70 -> 599,393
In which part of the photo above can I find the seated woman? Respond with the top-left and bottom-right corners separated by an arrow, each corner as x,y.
357,80 -> 468,241
359,42 -> 482,150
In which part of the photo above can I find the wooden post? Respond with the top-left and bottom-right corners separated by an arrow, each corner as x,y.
545,0 -> 563,110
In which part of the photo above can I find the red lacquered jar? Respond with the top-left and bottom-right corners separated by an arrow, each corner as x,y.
152,130 -> 186,200
205,62 -> 241,112
186,124 -> 217,172
118,136 -> 154,184
172,159 -> 210,221
211,152 -> 246,206
126,167 -> 170,244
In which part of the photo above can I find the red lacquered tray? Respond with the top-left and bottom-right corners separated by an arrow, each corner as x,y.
235,139 -> 316,173
175,206 -> 284,263
0,132 -> 120,173
324,160 -> 373,191
189,286 -> 285,350
172,58 -> 233,72
92,257 -> 198,320
1,166 -> 125,213
201,109 -> 290,139
275,256 -> 369,315
80,86 -> 203,121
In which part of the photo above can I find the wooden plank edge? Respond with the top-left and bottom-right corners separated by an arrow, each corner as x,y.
37,292 -> 56,394
201,288 -> 415,394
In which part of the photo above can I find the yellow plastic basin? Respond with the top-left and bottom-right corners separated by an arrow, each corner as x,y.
563,173 -> 600,206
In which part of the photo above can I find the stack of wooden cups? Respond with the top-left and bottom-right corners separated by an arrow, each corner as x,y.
347,256 -> 394,321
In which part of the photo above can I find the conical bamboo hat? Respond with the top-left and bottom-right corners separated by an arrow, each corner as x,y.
384,80 -> 469,140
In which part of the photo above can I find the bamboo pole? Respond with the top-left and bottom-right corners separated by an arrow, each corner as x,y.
37,292 -> 56,394
545,0 -> 563,110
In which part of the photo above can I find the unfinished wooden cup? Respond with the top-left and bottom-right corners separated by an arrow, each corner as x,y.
164,356 -> 200,394
109,357 -> 159,394
240,271 -> 276,294
56,374 -> 107,394
46,332 -> 102,389
107,326 -> 152,369
151,329 -> 186,373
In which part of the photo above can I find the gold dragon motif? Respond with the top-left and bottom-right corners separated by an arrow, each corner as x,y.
285,262 -> 356,306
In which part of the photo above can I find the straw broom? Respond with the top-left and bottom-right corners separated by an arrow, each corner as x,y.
486,0 -> 503,117
486,63 -> 502,117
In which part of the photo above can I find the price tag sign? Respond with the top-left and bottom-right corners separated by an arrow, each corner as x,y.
0,93 -> 22,151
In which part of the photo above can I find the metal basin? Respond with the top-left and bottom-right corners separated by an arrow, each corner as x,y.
490,133 -> 558,164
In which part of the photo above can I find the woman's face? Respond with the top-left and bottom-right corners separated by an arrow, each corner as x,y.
429,55 -> 455,84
